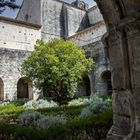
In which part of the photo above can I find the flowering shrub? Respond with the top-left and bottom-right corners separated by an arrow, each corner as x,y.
18,111 -> 67,130
68,98 -> 91,106
23,99 -> 58,109
80,95 -> 111,118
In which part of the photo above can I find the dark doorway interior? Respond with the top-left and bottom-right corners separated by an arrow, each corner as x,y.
17,78 -> 28,99
102,71 -> 112,95
83,76 -> 91,96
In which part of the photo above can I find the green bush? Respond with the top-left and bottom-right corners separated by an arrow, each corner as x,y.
80,95 -> 112,118
18,111 -> 67,130
18,111 -> 45,128
67,97 -> 91,106
37,115 -> 67,130
23,99 -> 58,109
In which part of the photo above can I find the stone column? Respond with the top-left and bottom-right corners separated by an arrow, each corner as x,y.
106,18 -> 140,140
124,19 -> 140,140
95,0 -> 140,139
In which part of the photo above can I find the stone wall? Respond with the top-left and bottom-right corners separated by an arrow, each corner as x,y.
17,0 -> 90,41
0,48 -> 30,100
0,17 -> 41,51
8,0 -> 109,99
68,21 -> 106,46
87,6 -> 103,26
0,17 -> 41,100
68,21 -> 110,96
41,0 -> 64,41
41,0 -> 89,40
64,4 -> 89,37
82,41 -> 110,96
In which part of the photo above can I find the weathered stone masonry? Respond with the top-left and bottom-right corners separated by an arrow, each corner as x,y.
17,0 -> 89,41
0,17 -> 41,100
68,19 -> 110,96
2,0 -> 140,139
95,0 -> 140,139
0,0 -> 110,99
0,48 -> 30,100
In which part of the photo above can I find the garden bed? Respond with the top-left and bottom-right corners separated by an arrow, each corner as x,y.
0,96 -> 112,140
0,110 -> 112,140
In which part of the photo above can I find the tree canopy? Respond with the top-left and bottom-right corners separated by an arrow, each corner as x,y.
0,0 -> 19,13
21,39 -> 94,105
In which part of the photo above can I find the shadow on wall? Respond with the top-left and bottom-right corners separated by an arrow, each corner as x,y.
0,78 -> 4,100
77,13 -> 90,32
60,4 -> 66,39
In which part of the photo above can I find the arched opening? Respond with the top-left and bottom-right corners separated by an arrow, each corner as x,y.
89,0 -> 140,139
83,76 -> 91,96
78,76 -> 91,96
17,78 -> 33,99
101,71 -> 112,95
0,78 -> 4,100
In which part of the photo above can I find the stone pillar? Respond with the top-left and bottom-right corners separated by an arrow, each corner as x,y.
106,19 -> 140,140
95,0 -> 140,139
125,20 -> 140,140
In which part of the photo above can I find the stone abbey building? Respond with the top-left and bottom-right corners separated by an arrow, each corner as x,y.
1,0 -> 139,139
0,0 -> 111,100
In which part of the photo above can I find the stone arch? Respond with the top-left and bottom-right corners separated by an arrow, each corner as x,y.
17,78 -> 33,99
94,0 -> 140,139
101,70 -> 112,95
78,75 -> 91,96
0,78 -> 4,100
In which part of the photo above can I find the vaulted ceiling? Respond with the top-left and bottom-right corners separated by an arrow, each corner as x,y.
95,0 -> 140,28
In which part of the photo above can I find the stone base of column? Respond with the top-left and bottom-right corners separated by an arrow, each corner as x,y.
107,90 -> 133,140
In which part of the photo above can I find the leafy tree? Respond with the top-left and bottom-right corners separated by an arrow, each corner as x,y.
21,39 -> 94,105
0,0 -> 19,13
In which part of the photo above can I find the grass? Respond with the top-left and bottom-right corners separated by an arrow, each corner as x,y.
0,102 -> 86,122
0,103 -> 24,122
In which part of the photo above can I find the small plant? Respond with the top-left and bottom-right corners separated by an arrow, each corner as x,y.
80,95 -> 111,118
80,107 -> 93,117
37,115 -> 67,130
18,111 -> 45,128
23,99 -> 58,109
18,111 -> 67,130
